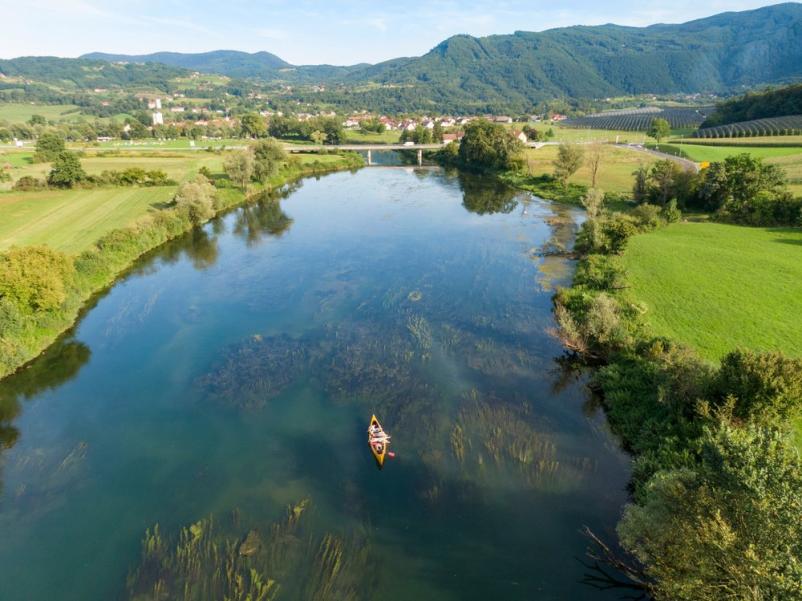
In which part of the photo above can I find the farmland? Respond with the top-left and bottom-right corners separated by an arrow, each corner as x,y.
563,107 -> 711,131
694,114 -> 802,139
0,187 -> 176,252
0,103 -> 82,123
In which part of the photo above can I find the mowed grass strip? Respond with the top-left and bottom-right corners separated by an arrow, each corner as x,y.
0,186 -> 176,253
622,222 -> 802,362
0,103 -> 81,123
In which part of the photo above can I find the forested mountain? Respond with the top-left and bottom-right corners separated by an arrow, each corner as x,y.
7,3 -> 802,112
701,83 -> 802,127
83,50 -> 290,79
0,57 -> 187,91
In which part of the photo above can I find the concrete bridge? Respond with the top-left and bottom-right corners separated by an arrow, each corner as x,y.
283,143 -> 447,166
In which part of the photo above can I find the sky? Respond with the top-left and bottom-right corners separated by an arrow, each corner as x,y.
0,0 -> 786,65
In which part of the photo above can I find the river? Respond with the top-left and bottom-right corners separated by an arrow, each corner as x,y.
0,166 -> 630,600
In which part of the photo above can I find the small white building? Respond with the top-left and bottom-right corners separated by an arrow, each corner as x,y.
152,112 -> 164,126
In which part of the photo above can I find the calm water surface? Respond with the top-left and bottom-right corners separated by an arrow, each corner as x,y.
0,167 -> 630,600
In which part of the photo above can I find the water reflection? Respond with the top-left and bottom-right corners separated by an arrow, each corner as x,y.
234,191 -> 294,245
458,172 -> 520,215
0,339 -> 90,493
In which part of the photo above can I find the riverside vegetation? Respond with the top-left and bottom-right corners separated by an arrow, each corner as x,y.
0,137 -> 363,379
440,118 -> 802,599
553,174 -> 802,598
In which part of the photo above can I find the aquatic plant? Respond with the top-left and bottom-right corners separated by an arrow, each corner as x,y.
126,499 -> 374,601
199,335 -> 308,410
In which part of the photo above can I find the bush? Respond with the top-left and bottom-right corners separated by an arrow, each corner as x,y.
713,349 -> 802,425
12,176 -> 47,191
630,203 -> 663,231
717,190 -> 802,226
575,214 -> 638,255
0,246 -> 76,313
174,175 -> 218,225
619,425 -> 802,601
574,254 -> 626,290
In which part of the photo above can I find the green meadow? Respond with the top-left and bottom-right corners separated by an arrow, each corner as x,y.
622,222 -> 802,362
0,103 -> 82,123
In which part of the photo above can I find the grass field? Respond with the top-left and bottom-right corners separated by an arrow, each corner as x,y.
622,222 -> 802,362
676,135 -> 802,146
0,150 -> 225,190
647,143 -> 802,162
0,150 -> 360,253
0,187 -> 177,253
345,130 -> 401,144
622,221 -> 802,446
0,103 -> 82,123
523,144 -> 655,194
531,123 -> 649,144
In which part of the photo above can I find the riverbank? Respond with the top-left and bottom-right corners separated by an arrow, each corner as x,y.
552,204 -> 802,597
0,152 -> 364,380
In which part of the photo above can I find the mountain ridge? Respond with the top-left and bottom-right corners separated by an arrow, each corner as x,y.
27,4 -> 802,112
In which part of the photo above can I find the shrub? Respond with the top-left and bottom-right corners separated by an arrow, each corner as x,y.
12,176 -> 47,191
630,203 -> 663,231
575,214 -> 638,255
0,246 -> 76,313
619,425 -> 802,601
713,350 -> 802,425
174,175 -> 218,225
574,254 -> 626,290
662,199 -> 682,223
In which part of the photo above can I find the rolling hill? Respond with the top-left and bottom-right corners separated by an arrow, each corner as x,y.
6,3 -> 802,112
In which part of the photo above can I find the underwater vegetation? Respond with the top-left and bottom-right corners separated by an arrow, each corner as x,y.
199,335 -> 308,411
448,391 -> 597,492
126,499 -> 375,601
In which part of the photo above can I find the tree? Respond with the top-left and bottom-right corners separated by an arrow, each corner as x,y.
174,175 -> 218,225
240,113 -> 267,138
648,118 -> 671,143
0,246 -> 75,312
432,122 -> 444,143
632,165 -> 649,203
251,138 -> 287,184
522,124 -> 540,141
47,151 -> 86,188
647,159 -> 684,206
457,119 -> 525,172
713,350 -> 802,425
582,188 -> 605,219
33,132 -> 66,162
310,130 -> 326,145
28,114 -> 47,126
618,425 -> 802,601
224,150 -> 254,191
553,143 -> 584,188
587,143 -> 603,188
697,153 -> 787,213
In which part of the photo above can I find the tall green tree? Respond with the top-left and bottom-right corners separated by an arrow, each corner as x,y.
647,118 -> 671,143
619,425 -> 802,601
457,119 -> 524,172
33,132 -> 66,163
240,113 -> 267,138
251,138 -> 287,184
224,150 -> 255,191
553,143 -> 584,188
47,151 -> 86,188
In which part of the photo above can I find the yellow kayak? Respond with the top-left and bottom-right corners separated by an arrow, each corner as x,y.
368,414 -> 389,467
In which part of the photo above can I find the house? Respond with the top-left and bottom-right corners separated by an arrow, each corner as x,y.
152,112 -> 164,126
511,130 -> 528,143
493,115 -> 513,124
550,113 -> 568,122
442,132 -> 464,144
170,107 -> 186,113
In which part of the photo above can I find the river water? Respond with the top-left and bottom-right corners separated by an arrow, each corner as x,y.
0,166 -> 630,600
